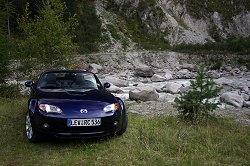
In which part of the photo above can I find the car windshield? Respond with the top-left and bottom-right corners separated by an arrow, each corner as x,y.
37,72 -> 100,90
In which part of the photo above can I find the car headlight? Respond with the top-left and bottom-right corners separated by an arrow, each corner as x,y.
39,104 -> 62,114
104,103 -> 119,113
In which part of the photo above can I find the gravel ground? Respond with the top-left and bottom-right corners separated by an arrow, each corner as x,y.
126,101 -> 250,126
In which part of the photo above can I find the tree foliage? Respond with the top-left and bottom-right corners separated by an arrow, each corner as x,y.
175,67 -> 222,123
66,0 -> 101,53
18,0 -> 76,68
0,1 -> 12,84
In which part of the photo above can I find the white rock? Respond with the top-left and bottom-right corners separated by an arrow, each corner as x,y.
214,77 -> 234,85
129,87 -> 159,101
242,93 -> 250,101
88,63 -> 103,74
165,73 -> 173,80
224,66 -> 233,72
107,83 -> 123,93
162,82 -> 182,94
113,93 -> 129,101
243,101 -> 250,108
135,66 -> 154,77
175,69 -> 195,79
104,76 -> 129,87
230,68 -> 241,76
206,70 -> 221,79
158,93 -> 178,103
151,74 -> 166,82
181,63 -> 195,71
220,91 -> 244,108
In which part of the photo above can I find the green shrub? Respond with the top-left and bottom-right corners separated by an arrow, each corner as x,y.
175,66 -> 222,123
0,84 -> 21,98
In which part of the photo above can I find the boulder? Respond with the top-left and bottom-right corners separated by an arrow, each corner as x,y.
135,66 -> 154,77
240,66 -> 248,72
104,76 -> 129,87
88,63 -> 103,74
151,74 -> 166,82
214,77 -> 234,85
162,83 -> 182,94
107,83 -> 123,93
242,93 -> 250,101
181,63 -> 195,71
206,70 -> 221,79
230,68 -> 241,76
175,69 -> 195,79
224,66 -> 232,72
164,69 -> 173,80
243,101 -> 250,107
239,85 -> 249,93
165,73 -> 173,80
220,91 -> 244,108
129,87 -> 159,101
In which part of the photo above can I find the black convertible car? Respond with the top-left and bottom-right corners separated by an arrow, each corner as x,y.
25,70 -> 127,142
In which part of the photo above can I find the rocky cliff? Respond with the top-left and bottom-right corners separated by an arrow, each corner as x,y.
95,0 -> 250,51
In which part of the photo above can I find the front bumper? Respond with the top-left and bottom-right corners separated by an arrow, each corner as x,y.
31,112 -> 122,138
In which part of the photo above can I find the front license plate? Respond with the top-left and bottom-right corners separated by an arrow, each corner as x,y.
67,118 -> 101,127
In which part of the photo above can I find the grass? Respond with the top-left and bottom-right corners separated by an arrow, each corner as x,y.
0,98 -> 250,165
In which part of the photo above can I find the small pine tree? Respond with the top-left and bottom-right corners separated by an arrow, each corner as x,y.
18,0 -> 76,68
175,66 -> 222,123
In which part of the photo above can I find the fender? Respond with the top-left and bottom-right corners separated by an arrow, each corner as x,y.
116,97 -> 125,112
28,99 -> 38,115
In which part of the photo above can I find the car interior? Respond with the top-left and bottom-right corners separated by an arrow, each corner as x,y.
38,73 -> 98,90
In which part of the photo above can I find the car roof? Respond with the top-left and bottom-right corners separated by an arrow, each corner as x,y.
42,69 -> 90,74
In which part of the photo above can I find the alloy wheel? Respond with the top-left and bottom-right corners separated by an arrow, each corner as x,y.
25,113 -> 33,139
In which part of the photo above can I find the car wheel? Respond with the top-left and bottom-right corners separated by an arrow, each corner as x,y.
25,112 -> 42,143
116,111 -> 128,136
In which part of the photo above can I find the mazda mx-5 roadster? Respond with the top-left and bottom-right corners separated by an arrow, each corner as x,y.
24,70 -> 127,142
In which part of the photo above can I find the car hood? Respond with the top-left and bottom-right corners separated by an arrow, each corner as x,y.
33,89 -> 116,103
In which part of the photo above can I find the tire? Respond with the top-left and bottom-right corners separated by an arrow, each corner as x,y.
25,111 -> 42,143
116,111 -> 128,136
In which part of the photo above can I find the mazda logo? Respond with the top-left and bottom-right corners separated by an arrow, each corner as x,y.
80,109 -> 88,114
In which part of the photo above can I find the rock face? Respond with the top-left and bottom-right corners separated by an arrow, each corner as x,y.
135,66 -> 154,77
96,0 -> 250,52
129,87 -> 159,101
220,92 -> 244,108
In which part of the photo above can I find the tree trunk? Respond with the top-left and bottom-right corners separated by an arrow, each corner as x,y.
7,16 -> 10,39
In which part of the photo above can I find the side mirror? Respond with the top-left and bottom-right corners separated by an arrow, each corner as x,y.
25,81 -> 34,88
103,82 -> 111,89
